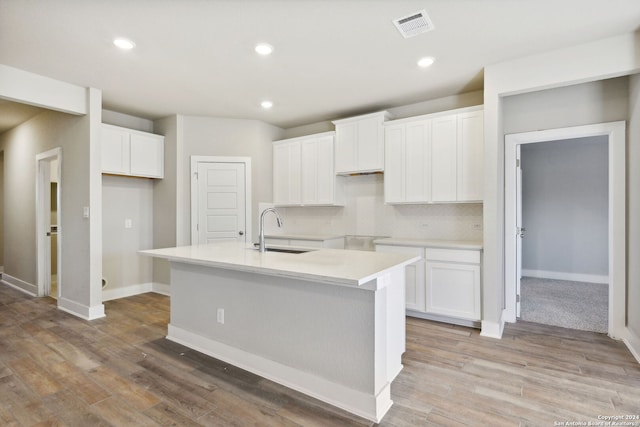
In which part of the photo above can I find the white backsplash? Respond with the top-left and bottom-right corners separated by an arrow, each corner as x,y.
276,174 -> 483,241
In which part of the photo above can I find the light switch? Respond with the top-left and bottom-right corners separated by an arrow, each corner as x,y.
125,219 -> 133,229
83,206 -> 90,218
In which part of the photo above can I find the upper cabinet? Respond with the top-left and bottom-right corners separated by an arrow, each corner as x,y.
384,106 -> 483,204
101,124 -> 164,179
273,132 -> 345,207
332,111 -> 392,174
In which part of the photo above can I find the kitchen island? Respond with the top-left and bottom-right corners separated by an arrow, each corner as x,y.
140,241 -> 419,422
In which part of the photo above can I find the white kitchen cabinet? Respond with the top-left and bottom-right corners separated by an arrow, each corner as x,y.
384,119 -> 431,203
333,111 -> 391,174
376,240 -> 482,326
375,245 -> 425,312
431,115 -> 458,202
424,248 -> 481,321
456,110 -> 484,201
383,106 -> 483,204
273,132 -> 344,206
273,139 -> 302,205
101,124 -> 164,179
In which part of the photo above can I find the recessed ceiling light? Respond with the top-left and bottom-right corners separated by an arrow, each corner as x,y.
417,56 -> 435,68
255,43 -> 274,56
113,38 -> 136,50
261,100 -> 273,109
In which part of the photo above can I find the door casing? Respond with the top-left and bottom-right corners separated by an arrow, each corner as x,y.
504,121 -> 626,339
36,147 -> 62,299
190,156 -> 252,245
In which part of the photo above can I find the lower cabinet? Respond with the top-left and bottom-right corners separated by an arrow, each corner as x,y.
376,244 -> 481,325
374,245 -> 425,312
425,248 -> 481,321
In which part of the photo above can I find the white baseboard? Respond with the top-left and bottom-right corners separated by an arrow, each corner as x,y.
167,324 -> 392,423
1,273 -> 37,296
58,297 -> 105,320
522,269 -> 608,284
102,282 -> 153,301
151,282 -> 171,296
480,309 -> 506,339
623,327 -> 640,365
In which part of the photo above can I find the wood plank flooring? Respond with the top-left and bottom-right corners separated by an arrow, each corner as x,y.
1,284 -> 639,426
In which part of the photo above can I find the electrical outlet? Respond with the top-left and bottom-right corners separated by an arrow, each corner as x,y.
217,308 -> 225,324
125,219 -> 133,229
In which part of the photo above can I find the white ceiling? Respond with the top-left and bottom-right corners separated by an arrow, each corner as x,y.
1,0 -> 640,131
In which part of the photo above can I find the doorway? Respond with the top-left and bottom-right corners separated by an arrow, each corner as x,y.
518,137 -> 609,333
190,156 -> 252,245
36,148 -> 62,299
504,122 -> 626,339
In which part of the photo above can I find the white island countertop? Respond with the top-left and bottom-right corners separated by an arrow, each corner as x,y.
140,241 -> 419,288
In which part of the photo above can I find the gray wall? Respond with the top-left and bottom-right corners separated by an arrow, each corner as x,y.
0,109 -> 96,304
102,175 -> 154,292
0,151 -> 3,269
521,136 -> 608,277
628,73 -> 640,338
151,115 -> 283,287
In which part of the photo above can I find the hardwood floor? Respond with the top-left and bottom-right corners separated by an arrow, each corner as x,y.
1,284 -> 639,426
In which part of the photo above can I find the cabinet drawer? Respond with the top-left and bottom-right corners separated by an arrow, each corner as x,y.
425,248 -> 480,264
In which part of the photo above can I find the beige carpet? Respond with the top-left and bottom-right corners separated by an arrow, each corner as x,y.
520,276 -> 608,333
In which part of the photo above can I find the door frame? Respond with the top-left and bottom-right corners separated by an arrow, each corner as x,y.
504,121 -> 626,338
36,147 -> 62,298
190,156 -> 252,245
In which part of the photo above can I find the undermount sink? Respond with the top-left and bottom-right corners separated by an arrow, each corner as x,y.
251,244 -> 314,254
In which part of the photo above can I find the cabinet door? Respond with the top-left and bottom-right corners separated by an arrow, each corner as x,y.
273,141 -> 301,205
314,135 -> 336,204
431,115 -> 458,202
384,125 -> 405,203
356,116 -> 384,172
425,261 -> 480,320
130,133 -> 164,178
334,122 -> 358,173
405,120 -> 431,203
457,110 -> 484,201
301,135 -> 336,205
101,126 -> 130,175
376,245 -> 425,312
300,139 -> 318,205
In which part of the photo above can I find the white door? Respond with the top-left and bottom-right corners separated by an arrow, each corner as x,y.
196,162 -> 246,244
515,144 -> 523,318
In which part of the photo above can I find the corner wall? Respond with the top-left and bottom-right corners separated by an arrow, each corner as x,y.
483,32 -> 640,338
0,65 -> 103,319
627,73 -> 640,359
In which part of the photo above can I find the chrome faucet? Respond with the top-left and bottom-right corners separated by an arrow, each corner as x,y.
259,208 -> 283,253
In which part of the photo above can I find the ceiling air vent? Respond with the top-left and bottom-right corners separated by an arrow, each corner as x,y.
393,10 -> 434,38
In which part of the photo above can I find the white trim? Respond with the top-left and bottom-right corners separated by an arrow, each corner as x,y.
623,328 -> 640,365
521,269 -> 608,284
1,274 -> 37,296
167,324 -> 392,423
190,156 -> 252,245
151,282 -> 171,296
57,297 -> 105,320
102,282 -> 153,301
504,121 -> 626,340
36,148 -> 62,299
480,309 -> 506,339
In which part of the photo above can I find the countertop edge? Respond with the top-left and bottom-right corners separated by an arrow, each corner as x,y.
373,238 -> 483,250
